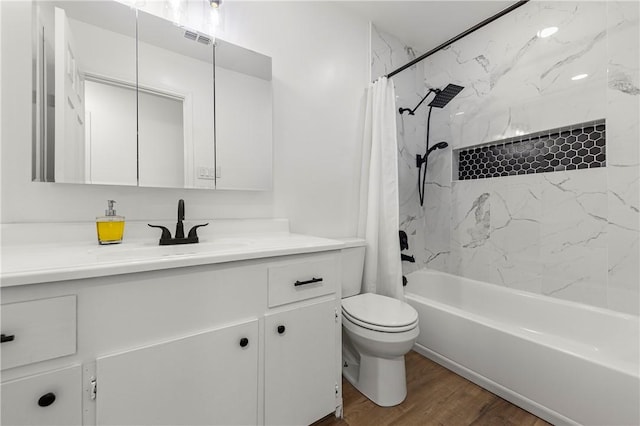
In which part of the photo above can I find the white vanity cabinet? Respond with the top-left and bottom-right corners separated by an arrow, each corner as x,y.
265,300 -> 338,426
0,249 -> 343,426
264,255 -> 341,426
95,320 -> 259,426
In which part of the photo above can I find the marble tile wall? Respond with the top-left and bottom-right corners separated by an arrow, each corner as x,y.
605,1 -> 640,315
372,2 -> 639,314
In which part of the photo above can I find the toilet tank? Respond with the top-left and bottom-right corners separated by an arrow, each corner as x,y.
340,242 -> 366,298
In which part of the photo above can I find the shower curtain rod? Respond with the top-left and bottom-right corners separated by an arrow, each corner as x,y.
385,0 -> 529,79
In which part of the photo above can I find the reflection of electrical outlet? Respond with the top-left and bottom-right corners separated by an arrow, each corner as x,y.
197,167 -> 215,180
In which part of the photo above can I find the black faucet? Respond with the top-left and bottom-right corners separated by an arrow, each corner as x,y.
148,199 -> 209,245
176,199 -> 185,239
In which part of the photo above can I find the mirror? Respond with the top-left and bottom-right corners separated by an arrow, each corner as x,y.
215,40 -> 272,191
31,0 -> 272,190
136,9 -> 215,189
32,0 -> 137,185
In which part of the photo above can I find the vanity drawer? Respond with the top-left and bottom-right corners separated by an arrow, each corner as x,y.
268,254 -> 338,307
1,296 -> 77,370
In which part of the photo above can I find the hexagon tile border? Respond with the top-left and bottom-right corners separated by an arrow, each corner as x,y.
457,119 -> 606,180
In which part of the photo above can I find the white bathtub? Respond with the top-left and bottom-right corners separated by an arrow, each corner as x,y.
404,269 -> 639,426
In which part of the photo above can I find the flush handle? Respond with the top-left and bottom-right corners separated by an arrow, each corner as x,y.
1,334 -> 15,343
277,325 -> 286,335
294,277 -> 323,287
37,392 -> 56,407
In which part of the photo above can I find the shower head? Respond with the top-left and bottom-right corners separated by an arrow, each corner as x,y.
427,141 -> 449,155
417,142 -> 449,167
428,84 -> 464,108
399,84 -> 464,115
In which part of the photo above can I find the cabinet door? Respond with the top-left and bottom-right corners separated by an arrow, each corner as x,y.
95,319 -> 258,425
265,299 -> 337,426
1,364 -> 82,426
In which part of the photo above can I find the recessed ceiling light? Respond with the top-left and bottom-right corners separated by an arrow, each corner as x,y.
537,27 -> 558,38
571,73 -> 589,81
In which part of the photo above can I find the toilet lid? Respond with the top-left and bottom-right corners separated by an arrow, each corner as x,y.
342,293 -> 418,332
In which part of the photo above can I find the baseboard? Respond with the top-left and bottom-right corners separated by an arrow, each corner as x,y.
412,343 -> 579,426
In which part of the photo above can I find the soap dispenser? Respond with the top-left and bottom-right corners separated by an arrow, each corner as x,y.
96,200 -> 125,245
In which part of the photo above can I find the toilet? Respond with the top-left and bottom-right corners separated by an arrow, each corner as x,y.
340,242 -> 419,407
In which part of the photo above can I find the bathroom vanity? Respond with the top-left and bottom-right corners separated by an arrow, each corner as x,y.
0,221 -> 344,425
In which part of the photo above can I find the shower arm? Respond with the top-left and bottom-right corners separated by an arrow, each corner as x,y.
398,89 -> 440,115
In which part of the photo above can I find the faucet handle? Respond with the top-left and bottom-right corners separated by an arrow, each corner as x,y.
178,199 -> 185,221
148,224 -> 172,241
187,223 -> 209,240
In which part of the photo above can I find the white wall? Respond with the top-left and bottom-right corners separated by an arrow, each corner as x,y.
216,2 -> 369,237
0,1 -> 369,238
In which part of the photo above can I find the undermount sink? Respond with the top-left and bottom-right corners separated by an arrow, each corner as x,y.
90,238 -> 255,261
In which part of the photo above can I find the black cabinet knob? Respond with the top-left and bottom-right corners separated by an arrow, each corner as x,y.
1,334 -> 15,343
239,337 -> 249,347
277,325 -> 285,335
38,392 -> 56,407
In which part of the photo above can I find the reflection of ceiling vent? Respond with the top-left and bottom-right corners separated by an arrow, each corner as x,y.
197,35 -> 212,45
183,30 -> 212,45
184,30 -> 198,41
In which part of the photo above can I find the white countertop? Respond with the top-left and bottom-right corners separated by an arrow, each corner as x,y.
0,220 -> 359,287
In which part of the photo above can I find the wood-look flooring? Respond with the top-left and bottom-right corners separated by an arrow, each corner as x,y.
313,351 -> 551,426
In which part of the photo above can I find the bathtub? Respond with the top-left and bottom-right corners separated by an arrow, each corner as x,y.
404,269 -> 639,426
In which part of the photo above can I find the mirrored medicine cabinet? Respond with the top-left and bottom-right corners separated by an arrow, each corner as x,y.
31,0 -> 272,191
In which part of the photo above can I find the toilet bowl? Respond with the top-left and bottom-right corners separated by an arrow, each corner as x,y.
339,241 -> 419,407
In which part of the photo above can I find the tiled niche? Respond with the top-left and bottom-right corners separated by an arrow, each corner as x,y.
456,119 -> 606,180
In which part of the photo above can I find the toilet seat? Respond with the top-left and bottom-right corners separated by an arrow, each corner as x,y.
342,293 -> 418,333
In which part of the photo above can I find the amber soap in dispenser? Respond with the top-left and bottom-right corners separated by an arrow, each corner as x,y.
96,200 -> 125,244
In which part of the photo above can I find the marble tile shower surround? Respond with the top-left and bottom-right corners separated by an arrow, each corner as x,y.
371,2 -> 639,314
450,170 -> 609,307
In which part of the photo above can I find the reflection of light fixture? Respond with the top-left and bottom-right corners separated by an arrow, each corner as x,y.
537,26 -> 558,38
571,73 -> 589,81
209,0 -> 221,8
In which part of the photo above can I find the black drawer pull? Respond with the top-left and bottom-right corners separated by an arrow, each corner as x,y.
277,325 -> 286,335
38,392 -> 56,407
239,337 -> 249,347
294,277 -> 323,287
1,334 -> 15,343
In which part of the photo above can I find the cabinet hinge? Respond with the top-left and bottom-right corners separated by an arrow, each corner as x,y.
90,377 -> 97,400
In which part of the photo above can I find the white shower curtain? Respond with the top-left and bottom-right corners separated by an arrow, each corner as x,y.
357,77 -> 404,301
